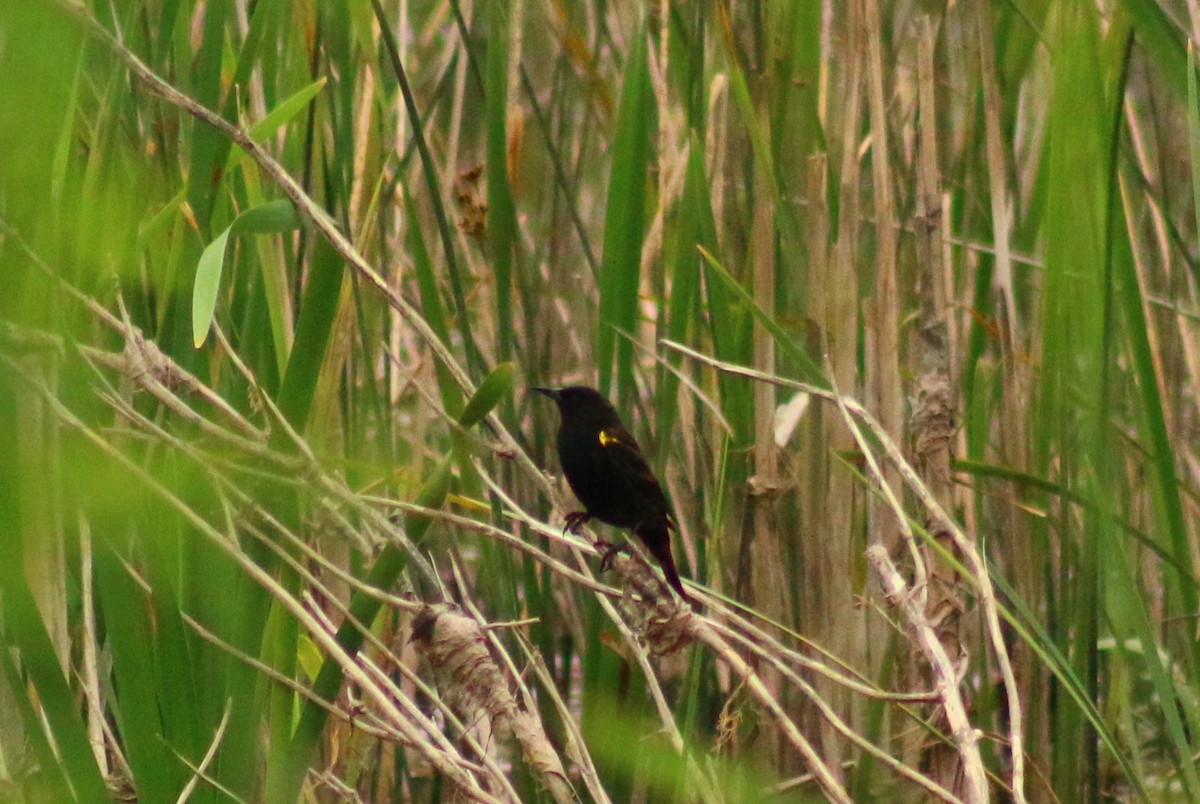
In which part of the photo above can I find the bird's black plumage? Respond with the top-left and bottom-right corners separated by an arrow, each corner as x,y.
534,385 -> 690,603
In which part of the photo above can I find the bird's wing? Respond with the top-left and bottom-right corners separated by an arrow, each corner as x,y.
595,425 -> 668,503
595,423 -> 646,463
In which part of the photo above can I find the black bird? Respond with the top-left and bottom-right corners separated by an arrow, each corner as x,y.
534,385 -> 691,604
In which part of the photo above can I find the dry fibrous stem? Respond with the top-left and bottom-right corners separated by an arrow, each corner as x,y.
411,604 -> 575,804
604,549 -> 697,656
868,546 -> 987,802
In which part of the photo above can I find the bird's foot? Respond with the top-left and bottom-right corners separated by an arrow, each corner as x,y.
596,541 -> 630,573
563,511 -> 591,535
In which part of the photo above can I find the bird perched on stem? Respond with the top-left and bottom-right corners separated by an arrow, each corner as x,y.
534,385 -> 692,605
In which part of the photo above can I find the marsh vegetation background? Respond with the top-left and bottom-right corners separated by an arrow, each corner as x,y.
1,1 -> 1199,801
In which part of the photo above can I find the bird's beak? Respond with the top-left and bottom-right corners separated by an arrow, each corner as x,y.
531,386 -> 560,402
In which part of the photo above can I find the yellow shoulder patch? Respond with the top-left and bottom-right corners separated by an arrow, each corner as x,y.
598,429 -> 620,447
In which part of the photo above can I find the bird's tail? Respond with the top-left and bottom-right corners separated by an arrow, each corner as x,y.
635,521 -> 691,604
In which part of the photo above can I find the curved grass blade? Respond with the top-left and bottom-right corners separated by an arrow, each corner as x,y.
697,246 -> 826,388
192,199 -> 300,348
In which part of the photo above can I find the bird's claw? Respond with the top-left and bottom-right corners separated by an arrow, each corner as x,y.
596,541 -> 630,573
563,511 -> 591,535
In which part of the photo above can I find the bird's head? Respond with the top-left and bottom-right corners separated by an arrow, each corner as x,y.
532,385 -> 620,427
